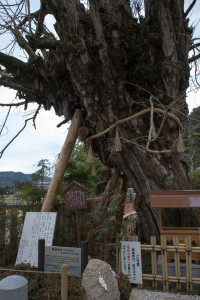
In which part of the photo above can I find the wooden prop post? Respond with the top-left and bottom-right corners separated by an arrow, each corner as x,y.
41,109 -> 82,212
75,210 -> 81,247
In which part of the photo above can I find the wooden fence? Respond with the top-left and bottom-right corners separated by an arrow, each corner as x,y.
117,235 -> 200,292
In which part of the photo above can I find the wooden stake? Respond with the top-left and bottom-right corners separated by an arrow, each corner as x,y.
75,210 -> 81,247
41,109 -> 82,212
61,264 -> 68,300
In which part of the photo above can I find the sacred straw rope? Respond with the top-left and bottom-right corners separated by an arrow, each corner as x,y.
86,108 -> 183,143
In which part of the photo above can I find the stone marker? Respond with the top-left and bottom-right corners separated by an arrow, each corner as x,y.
81,259 -> 120,300
0,275 -> 28,300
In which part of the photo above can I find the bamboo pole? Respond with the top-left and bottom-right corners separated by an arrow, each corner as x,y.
186,236 -> 193,292
161,236 -> 169,291
173,236 -> 181,290
41,109 -> 82,212
61,264 -> 68,300
151,236 -> 157,288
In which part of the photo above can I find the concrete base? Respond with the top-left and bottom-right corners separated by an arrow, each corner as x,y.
0,275 -> 28,300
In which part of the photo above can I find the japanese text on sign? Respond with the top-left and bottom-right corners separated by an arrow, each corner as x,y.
121,241 -> 142,284
16,212 -> 57,267
45,246 -> 81,277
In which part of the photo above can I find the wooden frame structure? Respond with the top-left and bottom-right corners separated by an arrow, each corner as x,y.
150,190 -> 200,261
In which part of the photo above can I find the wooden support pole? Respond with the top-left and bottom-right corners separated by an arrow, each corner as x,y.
61,264 -> 68,300
41,109 -> 82,212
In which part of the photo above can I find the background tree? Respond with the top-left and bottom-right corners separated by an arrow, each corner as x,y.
63,142 -> 107,195
188,169 -> 200,189
15,159 -> 51,208
31,159 -> 51,186
185,106 -> 200,170
0,0 -> 200,240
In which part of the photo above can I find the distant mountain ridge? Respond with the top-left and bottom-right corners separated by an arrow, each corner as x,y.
0,171 -> 51,186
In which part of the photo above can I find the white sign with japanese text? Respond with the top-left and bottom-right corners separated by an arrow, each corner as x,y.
120,241 -> 142,284
45,246 -> 81,277
16,212 -> 57,267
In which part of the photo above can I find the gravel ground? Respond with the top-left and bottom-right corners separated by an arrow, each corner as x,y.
129,289 -> 200,300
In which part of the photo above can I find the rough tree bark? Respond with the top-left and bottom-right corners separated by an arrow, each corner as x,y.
0,0 -> 199,241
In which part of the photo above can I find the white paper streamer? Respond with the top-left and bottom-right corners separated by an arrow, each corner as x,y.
98,272 -> 107,290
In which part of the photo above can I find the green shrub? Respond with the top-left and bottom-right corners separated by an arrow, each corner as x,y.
188,169 -> 200,189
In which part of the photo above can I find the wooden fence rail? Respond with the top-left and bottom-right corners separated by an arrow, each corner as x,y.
117,235 -> 200,292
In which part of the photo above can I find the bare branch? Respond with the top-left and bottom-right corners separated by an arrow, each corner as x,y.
0,104 -> 41,158
0,101 -> 26,107
0,106 -> 11,136
184,0 -> 197,18
9,24 -> 37,57
26,35 -> 58,49
0,52 -> 27,72
190,42 -> 200,50
188,53 -> 200,63
0,78 -> 35,94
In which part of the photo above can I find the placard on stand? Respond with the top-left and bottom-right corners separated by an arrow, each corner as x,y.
63,181 -> 87,246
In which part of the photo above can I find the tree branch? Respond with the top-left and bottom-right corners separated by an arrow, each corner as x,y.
10,24 -> 37,58
43,0 -> 58,19
0,78 -> 35,94
0,105 -> 41,158
0,106 -> 11,136
26,35 -> 58,49
190,42 -> 200,51
0,52 -> 27,72
0,101 -> 26,107
188,53 -> 200,63
184,0 -> 197,18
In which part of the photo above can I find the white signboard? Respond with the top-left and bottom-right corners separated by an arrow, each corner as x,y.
45,246 -> 81,277
16,212 -> 57,267
121,241 -> 142,284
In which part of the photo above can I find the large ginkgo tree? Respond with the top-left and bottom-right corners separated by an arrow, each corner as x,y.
0,0 -> 200,240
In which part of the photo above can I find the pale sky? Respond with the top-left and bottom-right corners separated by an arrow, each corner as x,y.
0,0 -> 200,175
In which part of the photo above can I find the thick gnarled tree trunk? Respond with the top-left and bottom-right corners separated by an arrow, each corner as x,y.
0,0 -> 199,241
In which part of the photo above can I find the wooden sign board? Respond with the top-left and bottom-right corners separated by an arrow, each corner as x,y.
121,241 -> 142,284
64,181 -> 87,210
16,212 -> 57,267
45,246 -> 81,277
